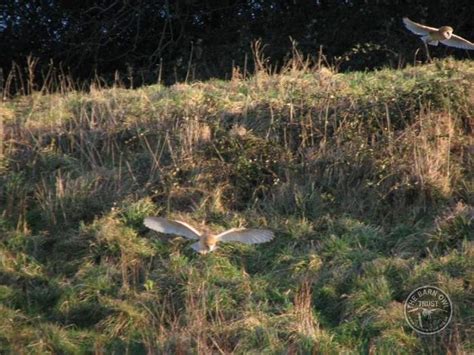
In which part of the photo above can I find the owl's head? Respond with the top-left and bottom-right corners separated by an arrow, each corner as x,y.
439,26 -> 454,39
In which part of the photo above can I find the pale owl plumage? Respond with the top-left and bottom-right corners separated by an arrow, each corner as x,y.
403,17 -> 474,50
144,217 -> 274,254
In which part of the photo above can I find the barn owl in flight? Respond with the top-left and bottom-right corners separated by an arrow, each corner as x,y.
403,17 -> 474,50
144,217 -> 274,254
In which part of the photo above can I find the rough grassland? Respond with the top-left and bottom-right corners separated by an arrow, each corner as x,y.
0,59 -> 473,354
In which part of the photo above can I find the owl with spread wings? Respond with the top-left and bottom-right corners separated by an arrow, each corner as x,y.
144,217 -> 274,254
403,17 -> 474,50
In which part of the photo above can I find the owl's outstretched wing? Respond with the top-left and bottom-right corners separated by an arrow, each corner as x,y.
190,242 -> 207,253
216,228 -> 274,244
403,17 -> 437,36
441,34 -> 474,50
144,217 -> 201,240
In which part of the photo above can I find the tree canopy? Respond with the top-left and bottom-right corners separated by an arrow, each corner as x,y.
1,0 -> 473,86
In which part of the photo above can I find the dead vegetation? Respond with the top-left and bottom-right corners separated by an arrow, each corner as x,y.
0,55 -> 473,353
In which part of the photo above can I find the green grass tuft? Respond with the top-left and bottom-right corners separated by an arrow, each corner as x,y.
1,58 -> 473,352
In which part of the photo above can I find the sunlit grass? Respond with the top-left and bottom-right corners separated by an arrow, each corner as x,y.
0,57 -> 473,353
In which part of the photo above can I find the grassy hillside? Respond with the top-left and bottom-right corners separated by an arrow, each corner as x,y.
1,58 -> 473,354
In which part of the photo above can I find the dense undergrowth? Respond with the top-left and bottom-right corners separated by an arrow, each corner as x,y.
0,58 -> 473,353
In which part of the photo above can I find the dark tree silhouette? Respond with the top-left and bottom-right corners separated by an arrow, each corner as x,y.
1,0 -> 473,90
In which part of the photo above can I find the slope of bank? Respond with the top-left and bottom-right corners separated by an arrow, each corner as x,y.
1,59 -> 473,353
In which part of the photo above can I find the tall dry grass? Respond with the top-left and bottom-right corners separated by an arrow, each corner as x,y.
0,51 -> 473,353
